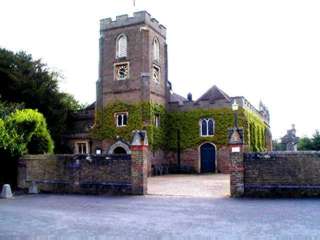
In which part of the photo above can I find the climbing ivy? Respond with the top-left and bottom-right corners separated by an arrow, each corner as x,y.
90,102 -> 166,151
91,102 -> 267,152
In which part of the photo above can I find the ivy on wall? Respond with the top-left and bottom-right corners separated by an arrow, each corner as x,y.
91,102 -> 166,151
91,102 -> 268,152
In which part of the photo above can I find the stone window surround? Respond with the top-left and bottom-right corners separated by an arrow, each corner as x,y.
115,112 -> 128,127
116,33 -> 128,59
74,141 -> 89,154
199,118 -> 215,137
114,62 -> 130,81
153,37 -> 160,62
152,64 -> 160,84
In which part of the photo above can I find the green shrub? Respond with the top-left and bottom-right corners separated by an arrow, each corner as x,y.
5,109 -> 54,155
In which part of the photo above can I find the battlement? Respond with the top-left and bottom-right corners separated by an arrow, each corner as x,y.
100,11 -> 167,37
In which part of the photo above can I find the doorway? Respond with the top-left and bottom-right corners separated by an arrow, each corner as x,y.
200,143 -> 216,173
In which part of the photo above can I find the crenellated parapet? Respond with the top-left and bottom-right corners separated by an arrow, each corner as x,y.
100,11 -> 167,37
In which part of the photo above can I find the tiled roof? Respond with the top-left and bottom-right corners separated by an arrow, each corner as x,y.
196,85 -> 231,102
170,92 -> 187,105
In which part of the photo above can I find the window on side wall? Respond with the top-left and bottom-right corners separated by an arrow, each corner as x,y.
76,142 -> 88,154
115,112 -> 128,127
200,118 -> 215,136
155,114 -> 160,128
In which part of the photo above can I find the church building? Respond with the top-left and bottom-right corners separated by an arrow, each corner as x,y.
63,11 -> 272,175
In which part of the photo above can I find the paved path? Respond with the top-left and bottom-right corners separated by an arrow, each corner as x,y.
1,194 -> 320,239
148,174 -> 230,197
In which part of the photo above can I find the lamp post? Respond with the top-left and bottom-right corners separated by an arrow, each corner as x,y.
232,99 -> 239,129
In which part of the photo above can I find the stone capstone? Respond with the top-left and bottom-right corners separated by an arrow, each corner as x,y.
1,184 -> 13,199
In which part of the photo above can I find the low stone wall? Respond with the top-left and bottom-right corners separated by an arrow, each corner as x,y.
18,130 -> 149,195
230,151 -> 320,197
18,154 -> 133,194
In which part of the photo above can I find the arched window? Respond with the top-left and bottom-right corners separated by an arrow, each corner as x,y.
201,119 -> 207,136
116,34 -> 127,58
153,38 -> 160,61
208,119 -> 214,135
200,118 -> 215,136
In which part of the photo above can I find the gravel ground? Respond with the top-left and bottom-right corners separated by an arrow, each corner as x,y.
1,194 -> 320,240
148,174 -> 230,197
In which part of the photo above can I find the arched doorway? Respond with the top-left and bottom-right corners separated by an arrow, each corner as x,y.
108,140 -> 131,155
113,146 -> 127,155
200,143 -> 216,173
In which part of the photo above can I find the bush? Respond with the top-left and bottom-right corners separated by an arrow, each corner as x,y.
4,109 -> 54,155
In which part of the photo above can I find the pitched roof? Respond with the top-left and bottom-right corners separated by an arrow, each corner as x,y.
170,92 -> 187,105
196,85 -> 231,102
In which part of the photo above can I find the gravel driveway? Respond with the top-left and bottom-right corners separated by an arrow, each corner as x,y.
148,174 -> 230,197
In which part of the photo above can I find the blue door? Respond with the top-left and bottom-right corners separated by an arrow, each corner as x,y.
200,143 -> 216,173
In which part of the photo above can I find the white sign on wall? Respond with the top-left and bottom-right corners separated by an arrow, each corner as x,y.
232,146 -> 241,153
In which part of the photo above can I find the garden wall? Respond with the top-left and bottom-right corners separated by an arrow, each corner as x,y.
230,151 -> 320,197
18,131 -> 149,195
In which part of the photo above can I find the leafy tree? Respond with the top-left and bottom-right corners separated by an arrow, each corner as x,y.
272,139 -> 285,151
312,130 -> 320,150
298,130 -> 320,151
0,100 -> 24,119
0,48 -> 82,152
298,137 -> 313,151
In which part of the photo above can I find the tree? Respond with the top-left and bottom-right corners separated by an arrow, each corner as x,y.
298,130 -> 320,151
0,48 -> 82,152
272,139 -> 285,151
298,137 -> 313,151
312,130 -> 320,150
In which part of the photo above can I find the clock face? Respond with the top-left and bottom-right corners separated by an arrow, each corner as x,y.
116,64 -> 128,80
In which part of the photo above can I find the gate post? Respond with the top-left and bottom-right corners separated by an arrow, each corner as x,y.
228,127 -> 245,197
131,130 -> 148,195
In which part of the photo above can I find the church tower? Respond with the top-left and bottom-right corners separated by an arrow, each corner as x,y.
96,11 -> 168,110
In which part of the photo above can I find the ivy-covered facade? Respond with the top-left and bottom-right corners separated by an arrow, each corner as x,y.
63,11 -> 271,174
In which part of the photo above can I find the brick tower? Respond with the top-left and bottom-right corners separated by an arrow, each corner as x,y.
96,11 -> 169,110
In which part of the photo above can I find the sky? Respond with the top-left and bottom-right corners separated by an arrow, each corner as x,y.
1,0 -> 320,139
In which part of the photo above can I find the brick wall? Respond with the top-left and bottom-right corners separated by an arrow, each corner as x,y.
18,133 -> 148,195
18,155 -> 132,194
164,145 -> 231,174
230,151 -> 320,197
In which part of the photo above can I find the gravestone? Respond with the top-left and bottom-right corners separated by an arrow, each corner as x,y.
1,184 -> 13,199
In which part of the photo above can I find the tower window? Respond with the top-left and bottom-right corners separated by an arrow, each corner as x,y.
153,38 -> 160,62
114,62 -> 129,80
115,112 -> 128,127
116,34 -> 127,58
200,118 -> 215,136
153,65 -> 160,83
